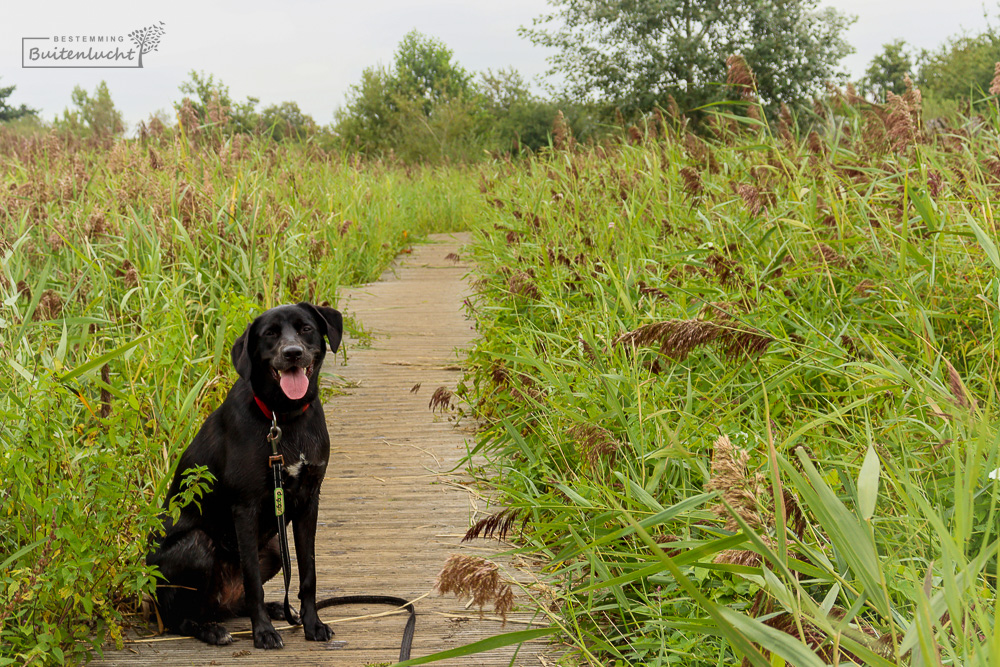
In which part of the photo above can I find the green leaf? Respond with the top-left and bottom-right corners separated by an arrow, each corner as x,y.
857,445 -> 880,521
907,184 -> 939,233
391,627 -> 558,666
965,210 -> 1000,272
57,333 -> 155,383
782,451 -> 890,618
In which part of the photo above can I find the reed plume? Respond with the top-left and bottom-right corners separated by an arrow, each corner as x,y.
435,554 -> 515,623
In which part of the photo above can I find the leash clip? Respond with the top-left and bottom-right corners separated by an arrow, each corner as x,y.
267,414 -> 282,453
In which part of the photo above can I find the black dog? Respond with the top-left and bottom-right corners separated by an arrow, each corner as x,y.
147,302 -> 343,649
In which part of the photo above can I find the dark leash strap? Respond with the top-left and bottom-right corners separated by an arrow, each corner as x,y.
266,413 -> 417,662
267,416 -> 299,627
315,594 -> 417,662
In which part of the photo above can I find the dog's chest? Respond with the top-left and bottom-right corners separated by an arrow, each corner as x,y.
283,452 -> 323,481
279,451 -> 327,499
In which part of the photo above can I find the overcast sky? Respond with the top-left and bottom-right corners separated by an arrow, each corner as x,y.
1,0 -> 997,130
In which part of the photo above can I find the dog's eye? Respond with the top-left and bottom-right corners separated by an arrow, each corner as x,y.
301,325 -> 313,333
264,329 -> 278,337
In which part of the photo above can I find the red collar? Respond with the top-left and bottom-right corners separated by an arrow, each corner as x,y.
253,395 -> 309,422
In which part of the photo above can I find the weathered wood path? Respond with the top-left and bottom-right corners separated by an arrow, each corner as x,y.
99,233 -> 552,666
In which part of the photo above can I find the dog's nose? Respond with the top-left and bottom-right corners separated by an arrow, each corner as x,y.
282,345 -> 303,362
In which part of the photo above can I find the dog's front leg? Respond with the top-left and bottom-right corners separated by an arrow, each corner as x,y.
233,504 -> 284,649
292,494 -> 334,641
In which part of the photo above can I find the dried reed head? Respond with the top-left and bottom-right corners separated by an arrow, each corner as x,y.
613,318 -> 771,363
570,424 -> 621,469
490,361 -> 510,387
666,95 -> 682,123
945,360 -> 978,412
207,89 -> 230,127
991,62 -> 1000,96
845,82 -> 863,105
927,170 -> 943,197
148,146 -> 162,170
778,103 -> 795,144
34,290 -> 63,321
854,279 -> 876,295
614,320 -> 722,360
814,243 -> 848,268
462,508 -> 527,543
435,554 -> 514,623
508,271 -> 540,299
428,386 -> 453,412
706,254 -> 747,289
86,213 -> 109,239
886,92 -> 915,152
679,166 -> 703,196
177,98 -> 201,138
636,280 -> 672,304
707,434 -> 772,567
553,110 -> 574,151
15,281 -> 31,301
807,131 -> 825,155
903,73 -> 922,112
719,328 -> 773,360
726,55 -> 757,100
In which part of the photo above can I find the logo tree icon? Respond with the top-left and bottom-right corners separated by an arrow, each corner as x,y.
128,21 -> 166,68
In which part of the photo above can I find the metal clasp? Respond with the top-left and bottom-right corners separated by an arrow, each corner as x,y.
267,414 -> 282,454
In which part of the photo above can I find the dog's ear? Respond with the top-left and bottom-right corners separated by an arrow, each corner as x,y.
230,322 -> 254,379
299,302 -> 343,353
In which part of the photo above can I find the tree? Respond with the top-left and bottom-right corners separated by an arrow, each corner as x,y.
175,71 -> 261,133
260,101 -> 317,142
520,0 -> 855,115
0,79 -> 37,122
334,30 -> 483,160
127,21 -> 166,69
859,40 -> 915,102
390,30 -> 473,113
477,68 -> 585,152
55,81 -> 123,137
919,31 -> 1000,101
334,65 -> 396,153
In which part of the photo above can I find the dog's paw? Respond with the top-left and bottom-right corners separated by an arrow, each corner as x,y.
252,625 -> 284,649
265,601 -> 300,624
199,622 -> 234,646
304,619 -> 334,642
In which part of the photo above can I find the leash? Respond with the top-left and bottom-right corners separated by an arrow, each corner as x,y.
267,415 -> 297,626
265,410 -> 417,662
315,594 -> 416,661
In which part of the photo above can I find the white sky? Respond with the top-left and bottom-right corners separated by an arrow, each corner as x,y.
1,0 -> 997,129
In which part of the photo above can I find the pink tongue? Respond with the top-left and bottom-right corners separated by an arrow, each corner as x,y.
279,368 -> 309,400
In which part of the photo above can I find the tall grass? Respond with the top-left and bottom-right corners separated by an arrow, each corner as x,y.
461,90 -> 1000,665
0,127 -> 478,665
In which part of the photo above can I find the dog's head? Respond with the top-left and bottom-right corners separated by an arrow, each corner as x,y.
230,302 -> 343,411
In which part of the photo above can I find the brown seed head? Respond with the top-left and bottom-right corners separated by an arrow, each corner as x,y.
737,183 -> 765,217
34,290 -> 63,321
991,62 -> 1000,96
428,386 -> 452,412
679,166 -> 703,196
435,554 -> 514,624
570,424 -> 621,469
726,55 -> 757,100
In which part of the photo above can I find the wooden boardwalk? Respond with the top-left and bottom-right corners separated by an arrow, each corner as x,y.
99,234 -> 552,666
